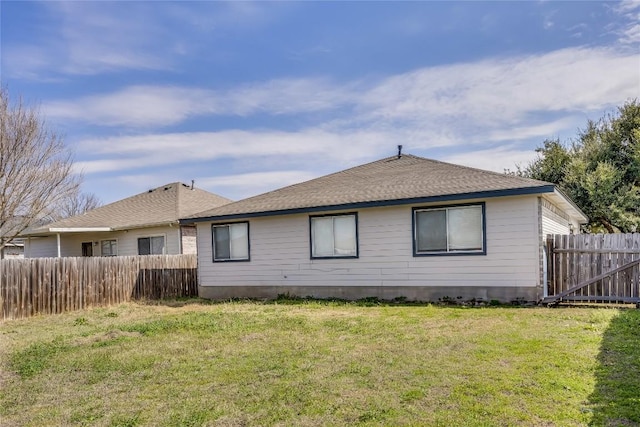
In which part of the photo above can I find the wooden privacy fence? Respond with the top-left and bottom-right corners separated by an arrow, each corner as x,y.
0,254 -> 198,320
544,233 -> 640,305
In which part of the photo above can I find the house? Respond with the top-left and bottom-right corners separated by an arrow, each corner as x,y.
22,182 -> 231,258
2,239 -> 24,259
182,154 -> 587,303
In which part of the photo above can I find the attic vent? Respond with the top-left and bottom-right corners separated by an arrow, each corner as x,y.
164,186 -> 170,191
148,189 -> 153,193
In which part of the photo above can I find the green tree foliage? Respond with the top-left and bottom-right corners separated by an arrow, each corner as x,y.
522,100 -> 640,233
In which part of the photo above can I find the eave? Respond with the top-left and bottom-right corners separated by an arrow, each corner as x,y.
544,189 -> 589,223
21,221 -> 181,237
181,185 -> 559,224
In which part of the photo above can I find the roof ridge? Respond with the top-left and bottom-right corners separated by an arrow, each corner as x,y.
194,155 -> 406,213
183,152 -> 557,221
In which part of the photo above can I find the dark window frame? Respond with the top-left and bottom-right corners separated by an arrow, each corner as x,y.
211,221 -> 250,262
412,202 -> 486,257
309,212 -> 359,260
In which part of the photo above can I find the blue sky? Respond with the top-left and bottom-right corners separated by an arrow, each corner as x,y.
2,1 -> 639,204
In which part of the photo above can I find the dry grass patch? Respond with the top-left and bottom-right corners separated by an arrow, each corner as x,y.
0,300 -> 638,426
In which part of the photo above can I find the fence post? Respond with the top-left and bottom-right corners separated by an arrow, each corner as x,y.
0,254 -> 198,320
545,235 -> 554,298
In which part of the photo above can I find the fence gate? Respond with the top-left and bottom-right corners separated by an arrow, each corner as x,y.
543,233 -> 640,306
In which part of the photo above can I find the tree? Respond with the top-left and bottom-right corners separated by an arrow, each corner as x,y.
0,88 -> 81,258
53,191 -> 102,221
521,100 -> 640,233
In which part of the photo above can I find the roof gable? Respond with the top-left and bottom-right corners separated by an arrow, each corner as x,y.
184,154 -> 562,221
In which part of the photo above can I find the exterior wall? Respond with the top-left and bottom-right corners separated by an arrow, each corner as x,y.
24,236 -> 58,258
180,226 -> 198,255
541,197 -> 577,236
197,196 -> 542,302
2,245 -> 24,259
538,197 -> 583,298
25,225 -> 182,258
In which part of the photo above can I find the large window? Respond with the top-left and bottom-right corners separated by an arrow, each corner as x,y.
138,236 -> 165,255
101,239 -> 117,257
212,222 -> 249,261
413,204 -> 485,256
310,213 -> 358,258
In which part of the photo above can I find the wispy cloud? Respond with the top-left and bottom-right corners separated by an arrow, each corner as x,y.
94,169 -> 320,201
72,129 -> 393,175
442,145 -> 538,174
62,45 -> 637,189
10,2 -> 171,78
359,47 -> 637,129
46,87 -> 216,127
198,170 -> 319,199
485,117 -> 580,143
45,79 -> 356,128
615,0 -> 640,14
620,22 -> 640,44
612,0 -> 640,44
5,1 -> 288,79
45,46 -> 637,135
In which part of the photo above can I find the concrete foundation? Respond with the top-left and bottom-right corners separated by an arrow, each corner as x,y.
198,285 -> 539,303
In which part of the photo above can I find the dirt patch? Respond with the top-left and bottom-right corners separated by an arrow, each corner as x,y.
0,368 -> 20,390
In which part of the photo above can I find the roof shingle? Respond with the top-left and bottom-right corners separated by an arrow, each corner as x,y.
24,182 -> 231,235
185,154 -> 554,221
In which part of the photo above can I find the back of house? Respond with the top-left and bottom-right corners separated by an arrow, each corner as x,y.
183,154 -> 587,303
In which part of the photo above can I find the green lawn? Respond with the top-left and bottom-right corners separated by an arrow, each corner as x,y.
1,300 -> 638,426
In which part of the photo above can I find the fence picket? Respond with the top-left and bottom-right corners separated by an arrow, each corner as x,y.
545,233 -> 640,305
0,255 -> 197,320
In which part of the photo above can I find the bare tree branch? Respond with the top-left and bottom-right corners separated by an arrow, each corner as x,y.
0,87 -> 81,258
52,191 -> 102,221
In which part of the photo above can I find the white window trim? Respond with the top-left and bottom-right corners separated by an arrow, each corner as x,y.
100,239 -> 118,257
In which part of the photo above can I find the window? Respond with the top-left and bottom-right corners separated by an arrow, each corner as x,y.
413,204 -> 485,255
138,236 -> 165,255
310,213 -> 358,258
212,222 -> 249,261
101,239 -> 117,256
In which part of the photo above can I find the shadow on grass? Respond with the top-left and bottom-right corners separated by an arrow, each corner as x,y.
589,308 -> 640,426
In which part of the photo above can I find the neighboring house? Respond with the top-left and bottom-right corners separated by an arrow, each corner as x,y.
1,217 -> 30,259
2,239 -> 24,259
183,154 -> 587,303
22,183 -> 231,258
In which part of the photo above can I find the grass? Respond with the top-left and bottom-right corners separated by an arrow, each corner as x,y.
0,299 -> 638,426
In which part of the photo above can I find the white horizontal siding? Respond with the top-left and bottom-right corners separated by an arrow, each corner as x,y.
25,226 -> 182,257
541,199 -> 574,237
24,236 -> 57,258
197,195 -> 540,289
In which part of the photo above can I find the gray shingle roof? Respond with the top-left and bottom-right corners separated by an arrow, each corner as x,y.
24,182 -> 231,235
184,154 -> 557,222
